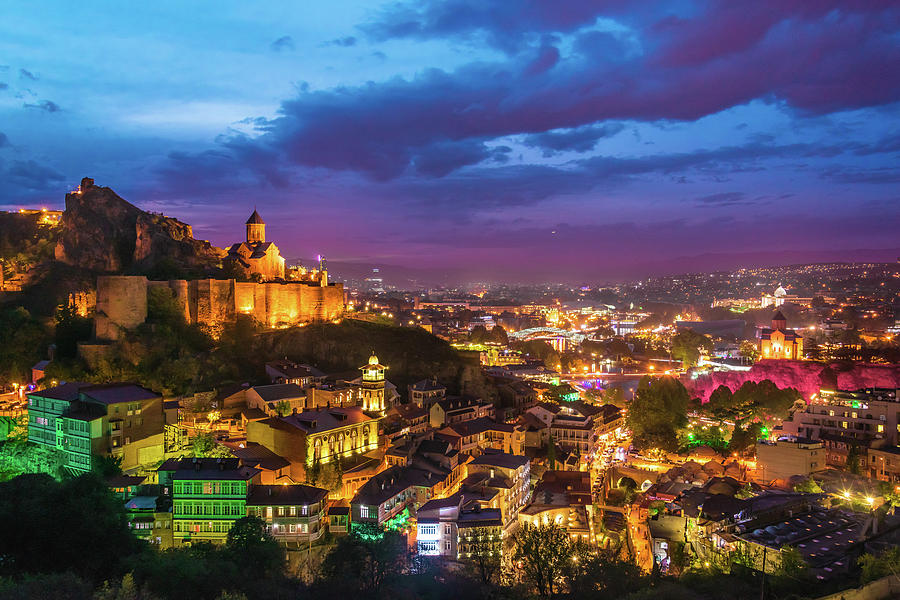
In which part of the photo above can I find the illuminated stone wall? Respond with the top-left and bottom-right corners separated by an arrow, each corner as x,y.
96,275 -> 344,339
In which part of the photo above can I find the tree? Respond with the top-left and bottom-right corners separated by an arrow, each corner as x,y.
317,527 -> 407,594
858,547 -> 900,584
54,302 -> 92,360
600,386 -> 625,408
670,329 -> 713,368
738,340 -> 760,362
191,434 -> 232,458
0,473 -> 142,582
879,482 -> 900,515
489,325 -> 509,346
461,526 -> 501,585
793,477 -> 823,494
512,522 -> 572,598
225,516 -> 285,578
469,325 -> 488,344
626,376 -> 689,452
846,442 -> 862,475
93,574 -> 161,600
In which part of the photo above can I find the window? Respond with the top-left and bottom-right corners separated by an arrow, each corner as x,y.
289,524 -> 296,533
301,505 -> 308,516
278,507 -> 285,516
445,540 -> 451,550
289,506 -> 296,516
360,505 -> 371,519
444,524 -> 451,535
420,525 -> 437,536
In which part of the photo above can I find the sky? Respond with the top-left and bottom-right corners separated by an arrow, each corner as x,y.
0,1 -> 898,283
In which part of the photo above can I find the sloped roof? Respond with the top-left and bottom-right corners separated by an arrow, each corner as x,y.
81,384 -> 160,405
246,484 -> 328,506
250,383 -> 305,403
246,209 -> 265,224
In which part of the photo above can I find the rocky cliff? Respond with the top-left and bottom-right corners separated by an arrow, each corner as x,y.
54,178 -> 222,274
686,359 -> 900,402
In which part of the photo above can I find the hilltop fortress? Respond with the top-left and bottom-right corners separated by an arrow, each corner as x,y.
48,178 -> 345,341
94,207 -> 344,340
95,274 -> 344,340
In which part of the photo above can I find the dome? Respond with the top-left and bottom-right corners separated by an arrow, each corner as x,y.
774,285 -> 787,297
246,209 -> 265,225
368,353 -> 380,366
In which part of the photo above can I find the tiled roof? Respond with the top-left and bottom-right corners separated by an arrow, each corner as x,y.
246,484 -> 328,506
276,406 -> 375,434
250,383 -> 305,403
80,384 -> 160,405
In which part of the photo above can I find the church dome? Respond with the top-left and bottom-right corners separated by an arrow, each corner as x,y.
368,353 -> 380,366
246,209 -> 265,225
774,285 -> 787,297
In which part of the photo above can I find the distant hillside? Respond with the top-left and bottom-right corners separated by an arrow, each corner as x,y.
257,320 -> 495,400
55,178 -> 223,276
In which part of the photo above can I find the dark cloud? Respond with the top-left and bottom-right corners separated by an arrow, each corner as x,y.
361,0 -> 614,53
270,36 -> 295,52
5,160 -> 64,190
854,132 -> 900,155
523,123 -> 624,156
822,167 -> 900,184
18,68 -> 37,80
325,36 -> 357,47
24,100 -> 61,112
227,1 -> 900,182
695,192 -> 750,206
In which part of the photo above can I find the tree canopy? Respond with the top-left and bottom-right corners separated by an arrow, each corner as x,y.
626,376 -> 689,451
670,329 -> 713,368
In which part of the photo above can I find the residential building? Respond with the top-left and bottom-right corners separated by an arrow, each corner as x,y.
383,403 -> 430,444
417,493 -> 503,559
27,382 -> 164,474
867,445 -> 900,483
782,387 -> 899,446
438,417 -> 525,456
125,494 -> 173,548
755,438 -> 825,482
430,396 -> 493,428
246,383 -> 307,417
157,457 -> 260,546
246,406 -> 380,479
351,465 -> 442,528
409,379 -> 446,408
465,452 -> 530,526
230,442 -> 292,484
246,484 -> 329,544
265,360 -> 325,387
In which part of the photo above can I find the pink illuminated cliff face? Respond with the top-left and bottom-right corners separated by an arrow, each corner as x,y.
686,360 -> 900,402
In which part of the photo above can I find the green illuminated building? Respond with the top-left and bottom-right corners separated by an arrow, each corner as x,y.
26,382 -> 163,474
157,457 -> 261,546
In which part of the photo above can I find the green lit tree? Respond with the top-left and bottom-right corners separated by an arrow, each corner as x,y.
670,329 -> 713,368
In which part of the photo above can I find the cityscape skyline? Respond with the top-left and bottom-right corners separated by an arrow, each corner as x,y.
1,1 -> 899,281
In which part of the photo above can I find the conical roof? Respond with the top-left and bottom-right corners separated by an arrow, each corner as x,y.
772,311 -> 786,322
246,209 -> 265,225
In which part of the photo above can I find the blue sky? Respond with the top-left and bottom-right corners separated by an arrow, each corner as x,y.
1,1 -> 898,282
